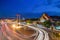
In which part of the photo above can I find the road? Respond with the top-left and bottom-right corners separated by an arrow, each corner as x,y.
27,25 -> 49,40
0,21 -> 49,40
0,21 -> 38,40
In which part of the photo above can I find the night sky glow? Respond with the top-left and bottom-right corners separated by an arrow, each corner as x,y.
0,0 -> 60,18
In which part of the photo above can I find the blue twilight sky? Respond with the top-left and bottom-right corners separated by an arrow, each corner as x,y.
0,0 -> 60,18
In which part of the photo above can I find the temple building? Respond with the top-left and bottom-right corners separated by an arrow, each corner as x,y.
40,13 -> 51,22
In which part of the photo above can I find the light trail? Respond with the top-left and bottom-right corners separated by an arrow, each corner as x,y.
1,22 -> 12,40
28,26 -> 44,40
1,21 -> 38,40
1,22 -> 25,40
27,25 -> 49,40
0,20 -> 49,40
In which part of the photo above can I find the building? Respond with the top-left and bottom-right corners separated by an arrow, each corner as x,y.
40,13 -> 51,22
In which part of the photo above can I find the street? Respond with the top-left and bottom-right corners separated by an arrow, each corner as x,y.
0,21 -> 50,40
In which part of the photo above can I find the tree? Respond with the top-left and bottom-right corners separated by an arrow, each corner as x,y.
43,20 -> 51,28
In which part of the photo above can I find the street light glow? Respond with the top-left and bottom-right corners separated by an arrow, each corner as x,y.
12,23 -> 23,30
12,24 -> 16,28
